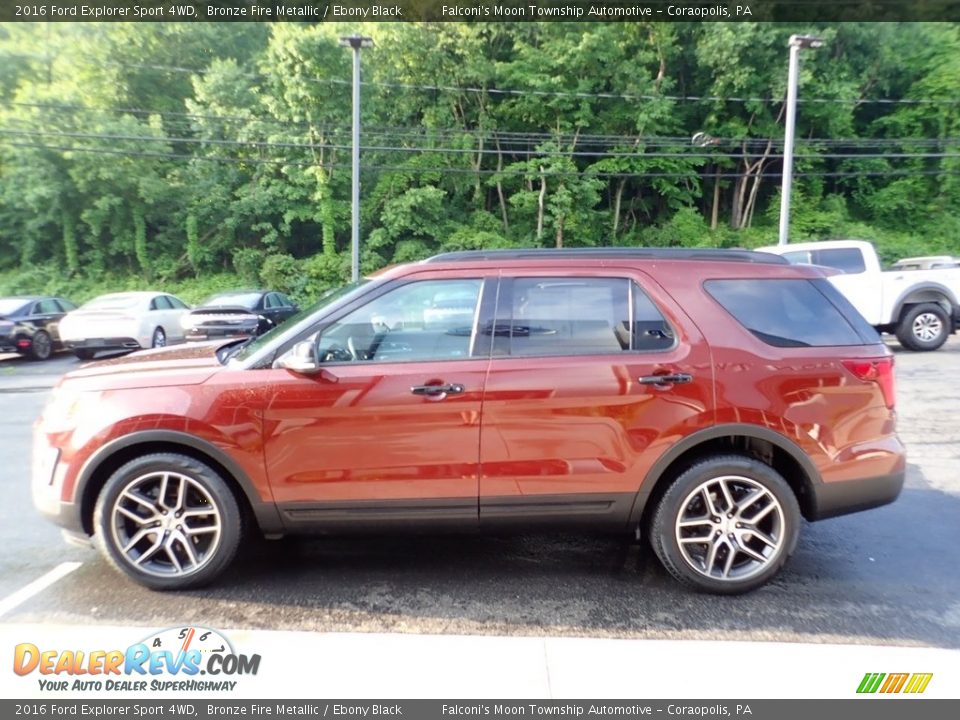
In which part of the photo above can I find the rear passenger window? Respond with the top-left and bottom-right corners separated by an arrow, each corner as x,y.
705,279 -> 866,347
504,278 -> 674,356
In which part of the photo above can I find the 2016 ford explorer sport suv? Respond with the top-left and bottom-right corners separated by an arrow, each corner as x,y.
33,249 -> 906,594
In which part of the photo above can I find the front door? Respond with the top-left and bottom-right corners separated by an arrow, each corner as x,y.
262,274 -> 496,532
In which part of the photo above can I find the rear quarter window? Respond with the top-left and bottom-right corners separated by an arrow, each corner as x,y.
705,278 -> 875,347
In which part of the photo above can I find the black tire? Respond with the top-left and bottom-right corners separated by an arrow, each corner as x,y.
649,455 -> 800,595
29,330 -> 53,361
151,327 -> 166,348
93,453 -> 242,591
73,348 -> 96,360
895,303 -> 950,351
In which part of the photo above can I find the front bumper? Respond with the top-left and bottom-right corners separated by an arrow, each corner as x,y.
32,428 -> 86,537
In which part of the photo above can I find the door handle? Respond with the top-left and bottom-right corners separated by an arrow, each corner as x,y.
411,383 -> 465,396
638,373 -> 693,385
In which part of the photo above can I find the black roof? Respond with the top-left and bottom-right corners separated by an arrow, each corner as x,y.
424,247 -> 788,265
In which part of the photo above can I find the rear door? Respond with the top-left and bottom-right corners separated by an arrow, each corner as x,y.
478,268 -> 714,529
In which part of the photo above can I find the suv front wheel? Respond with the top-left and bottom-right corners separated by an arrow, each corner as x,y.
93,453 -> 242,590
650,455 -> 800,594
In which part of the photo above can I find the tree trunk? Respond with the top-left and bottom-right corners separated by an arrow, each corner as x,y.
612,178 -> 625,242
744,140 -> 774,229
473,134 -> 484,207
710,168 -> 720,231
62,209 -> 78,275
555,215 -> 564,248
536,166 -> 546,243
495,137 -> 509,232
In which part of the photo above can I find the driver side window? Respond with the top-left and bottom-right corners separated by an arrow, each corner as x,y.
315,279 -> 483,364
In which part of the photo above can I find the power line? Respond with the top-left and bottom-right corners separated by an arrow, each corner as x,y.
4,139 -> 959,181
4,107 -> 960,150
3,128 -> 959,163
96,61 -> 960,107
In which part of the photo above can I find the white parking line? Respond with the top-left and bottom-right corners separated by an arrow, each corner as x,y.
0,562 -> 82,618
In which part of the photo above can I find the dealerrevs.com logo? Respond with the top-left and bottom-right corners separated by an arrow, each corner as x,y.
856,672 -> 933,694
13,626 -> 261,692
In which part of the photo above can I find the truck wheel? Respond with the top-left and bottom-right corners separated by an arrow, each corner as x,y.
896,303 -> 950,351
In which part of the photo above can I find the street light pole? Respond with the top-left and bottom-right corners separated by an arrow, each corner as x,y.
778,34 -> 823,246
339,35 -> 373,281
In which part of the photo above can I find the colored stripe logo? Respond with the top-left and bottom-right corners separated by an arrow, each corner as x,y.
857,672 -> 933,694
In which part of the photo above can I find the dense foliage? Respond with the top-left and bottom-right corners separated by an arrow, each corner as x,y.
1,22 -> 959,303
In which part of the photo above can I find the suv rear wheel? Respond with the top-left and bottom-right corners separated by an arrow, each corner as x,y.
93,453 -> 242,590
650,455 -> 800,594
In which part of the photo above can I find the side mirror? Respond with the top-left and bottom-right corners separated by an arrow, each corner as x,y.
274,341 -> 321,375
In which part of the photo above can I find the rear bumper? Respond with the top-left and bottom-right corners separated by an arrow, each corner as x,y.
65,337 -> 142,352
185,328 -> 254,342
807,470 -> 905,521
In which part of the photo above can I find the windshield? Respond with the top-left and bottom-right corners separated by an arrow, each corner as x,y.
226,280 -> 371,365
82,294 -> 143,311
200,292 -> 263,310
0,298 -> 29,316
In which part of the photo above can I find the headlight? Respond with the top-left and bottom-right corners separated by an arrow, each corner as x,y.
41,388 -> 102,432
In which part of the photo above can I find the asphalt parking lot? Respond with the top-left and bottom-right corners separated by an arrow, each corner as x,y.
1,340 -> 958,649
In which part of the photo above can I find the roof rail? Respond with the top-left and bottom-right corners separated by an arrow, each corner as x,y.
424,247 -> 788,265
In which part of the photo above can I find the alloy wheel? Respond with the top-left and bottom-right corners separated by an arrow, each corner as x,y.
912,312 -> 943,343
31,331 -> 52,360
674,474 -> 785,582
108,471 -> 222,578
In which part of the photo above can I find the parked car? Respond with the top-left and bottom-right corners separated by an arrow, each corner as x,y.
759,239 -> 960,351
58,291 -> 191,359
181,290 -> 299,342
34,248 -> 904,594
0,296 -> 77,360
890,255 -> 960,271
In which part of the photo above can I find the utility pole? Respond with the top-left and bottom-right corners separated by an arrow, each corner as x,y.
778,34 -> 823,246
339,35 -> 373,281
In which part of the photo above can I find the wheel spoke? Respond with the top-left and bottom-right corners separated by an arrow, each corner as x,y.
133,534 -> 164,565
122,527 -> 152,553
722,545 -> 737,578
718,480 -> 736,513
679,535 -> 710,545
746,527 -> 778,550
164,542 -> 183,573
158,473 -> 171,509
745,499 -> 777,524
736,542 -> 768,564
734,488 -> 763,515
117,506 -> 153,525
184,524 -> 218,536
704,539 -> 721,575
178,533 -> 200,567
679,516 -> 713,530
701,488 -> 722,518
173,476 -> 187,512
121,490 -> 157,512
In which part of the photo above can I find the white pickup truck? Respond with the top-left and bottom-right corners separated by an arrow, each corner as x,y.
758,239 -> 960,351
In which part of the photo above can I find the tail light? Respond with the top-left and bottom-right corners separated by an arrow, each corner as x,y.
842,357 -> 896,409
